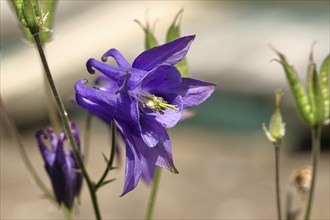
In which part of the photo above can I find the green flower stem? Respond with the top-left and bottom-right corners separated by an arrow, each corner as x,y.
145,167 -> 162,220
95,121 -> 116,190
285,190 -> 294,220
43,71 -> 61,134
32,33 -> 102,220
304,126 -> 322,220
274,144 -> 282,220
63,206 -> 73,220
83,113 -> 93,165
0,96 -> 54,201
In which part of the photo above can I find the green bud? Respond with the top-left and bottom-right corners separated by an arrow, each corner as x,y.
272,48 -> 314,125
166,9 -> 189,77
263,89 -> 286,145
166,9 -> 183,43
135,19 -> 158,50
319,54 -> 330,123
10,0 -> 56,42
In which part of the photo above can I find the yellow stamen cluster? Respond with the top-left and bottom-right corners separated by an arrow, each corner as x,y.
142,95 -> 178,115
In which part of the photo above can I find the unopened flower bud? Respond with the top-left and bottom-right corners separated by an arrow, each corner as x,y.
36,122 -> 83,209
263,89 -> 286,145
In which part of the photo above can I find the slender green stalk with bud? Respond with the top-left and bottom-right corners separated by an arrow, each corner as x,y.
10,1 -> 102,219
263,89 -> 286,220
273,46 -> 329,220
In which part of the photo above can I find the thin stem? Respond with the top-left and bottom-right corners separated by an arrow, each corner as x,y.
145,167 -> 162,220
95,121 -> 116,190
304,126 -> 322,220
83,113 -> 93,165
62,206 -> 73,220
285,189 -> 294,220
274,144 -> 282,220
33,33 -> 102,220
0,96 -> 54,201
43,72 -> 61,134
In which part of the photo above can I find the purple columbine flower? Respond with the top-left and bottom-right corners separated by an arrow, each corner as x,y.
36,122 -> 83,209
75,35 -> 215,195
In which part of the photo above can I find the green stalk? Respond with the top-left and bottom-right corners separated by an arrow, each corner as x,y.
83,113 -> 93,165
43,70 -> 61,134
145,167 -> 162,220
274,144 -> 282,220
95,121 -> 116,190
0,96 -> 54,201
32,33 -> 102,220
304,126 -> 322,220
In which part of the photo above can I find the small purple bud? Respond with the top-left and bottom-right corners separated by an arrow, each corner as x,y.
36,122 -> 83,209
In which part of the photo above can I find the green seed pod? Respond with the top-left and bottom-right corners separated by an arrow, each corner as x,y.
10,0 -> 57,42
307,50 -> 325,126
166,9 -> 189,77
273,49 -> 314,125
319,54 -> 330,123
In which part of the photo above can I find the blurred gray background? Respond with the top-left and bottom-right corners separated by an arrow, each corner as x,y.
1,1 -> 329,219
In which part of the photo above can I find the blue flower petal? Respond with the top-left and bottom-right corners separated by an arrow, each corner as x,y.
86,58 -> 126,83
132,35 -> 195,71
175,78 -> 216,108
116,123 -> 143,196
101,48 -> 131,68
139,65 -> 182,91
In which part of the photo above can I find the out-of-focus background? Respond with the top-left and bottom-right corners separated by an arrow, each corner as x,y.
1,1 -> 329,219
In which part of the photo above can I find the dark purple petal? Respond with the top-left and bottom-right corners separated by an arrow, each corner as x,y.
76,94 -> 113,124
177,78 -> 216,108
101,48 -> 131,68
36,130 -> 55,167
140,158 -> 155,184
116,122 -> 142,196
138,65 -> 182,91
94,75 -> 119,93
135,132 -> 177,174
75,79 -> 118,117
132,35 -> 195,71
54,140 -> 74,208
86,58 -> 126,83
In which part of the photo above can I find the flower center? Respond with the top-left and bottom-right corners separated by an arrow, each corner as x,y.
140,95 -> 178,115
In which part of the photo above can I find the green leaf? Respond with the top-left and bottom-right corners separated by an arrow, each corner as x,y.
273,48 -> 314,125
166,9 -> 189,77
135,19 -> 158,50
98,178 -> 116,188
101,152 -> 109,164
319,54 -> 330,122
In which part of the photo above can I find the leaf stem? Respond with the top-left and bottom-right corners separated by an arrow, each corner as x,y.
145,167 -> 162,220
95,121 -> 117,190
304,126 -> 322,220
0,96 -> 55,202
33,33 -> 102,220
